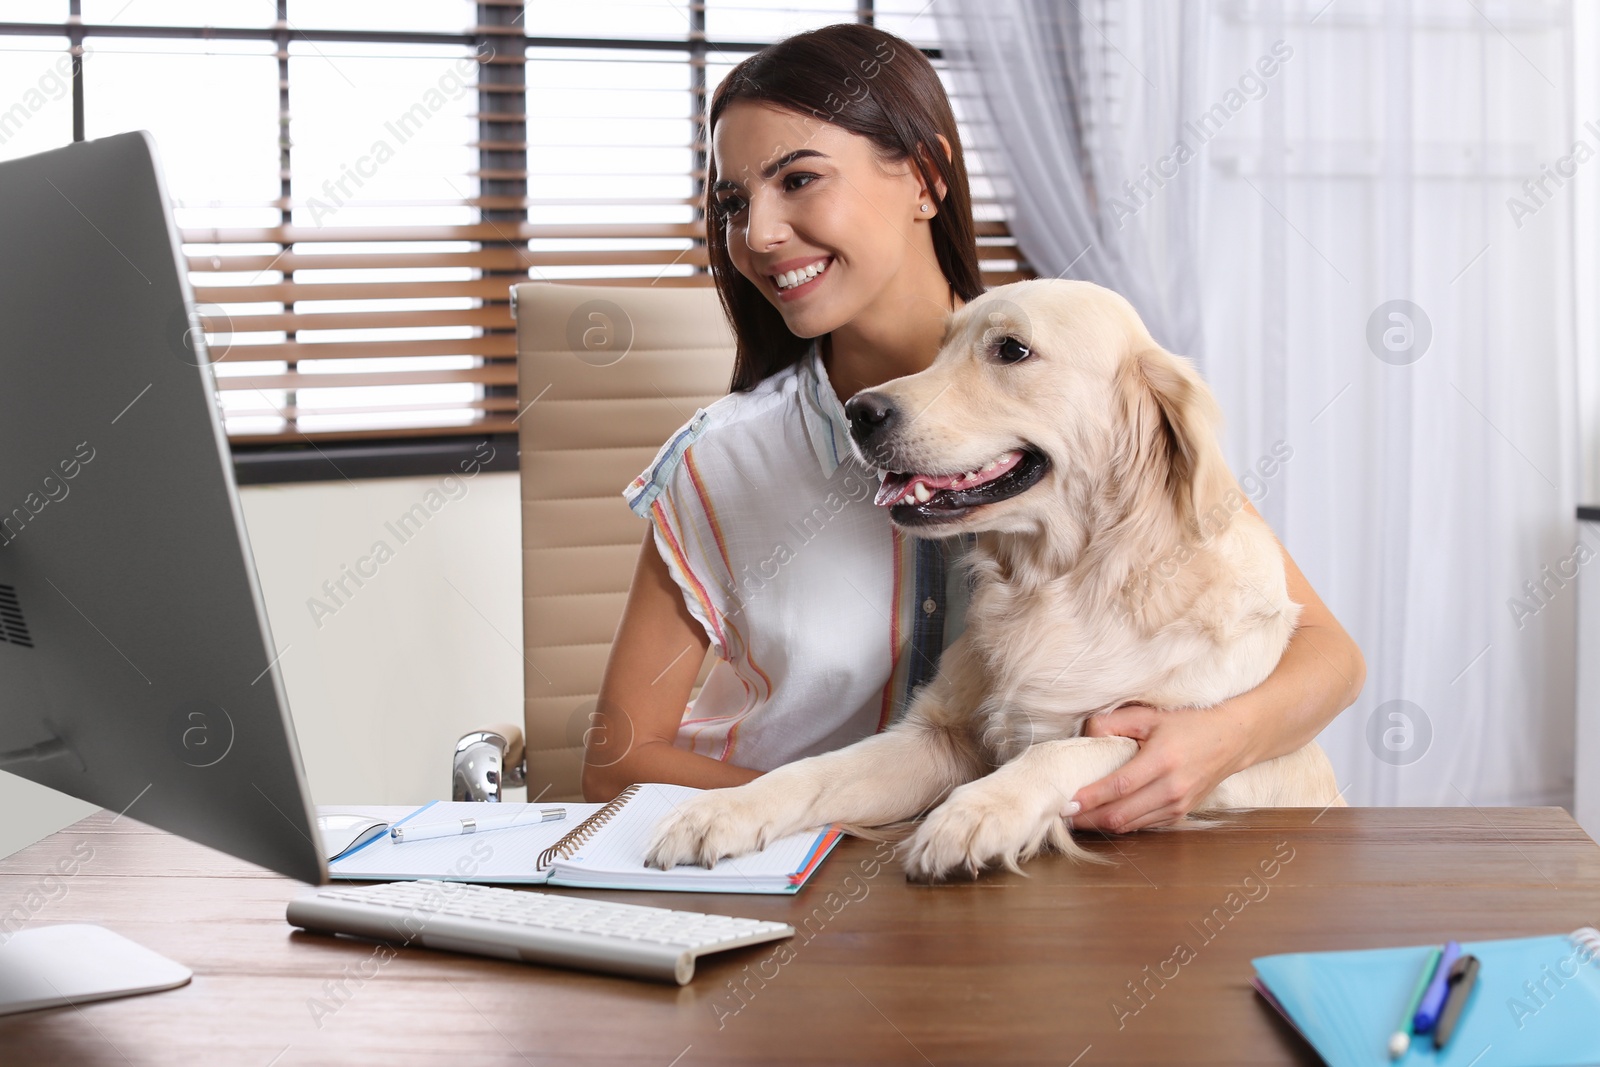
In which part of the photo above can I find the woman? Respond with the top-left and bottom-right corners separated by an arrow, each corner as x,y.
583,23 -> 1365,835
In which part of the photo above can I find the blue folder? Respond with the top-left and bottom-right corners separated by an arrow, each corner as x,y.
1252,932 -> 1600,1066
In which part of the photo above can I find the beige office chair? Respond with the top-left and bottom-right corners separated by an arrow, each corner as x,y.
453,282 -> 737,803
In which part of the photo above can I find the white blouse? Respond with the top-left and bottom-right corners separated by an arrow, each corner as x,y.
623,336 -> 975,771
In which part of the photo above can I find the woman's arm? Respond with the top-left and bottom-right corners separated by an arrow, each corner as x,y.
1067,500 -> 1366,832
581,528 -> 763,801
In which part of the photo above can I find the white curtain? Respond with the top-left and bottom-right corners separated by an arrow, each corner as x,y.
937,0 -> 1581,807
934,0 -> 1207,361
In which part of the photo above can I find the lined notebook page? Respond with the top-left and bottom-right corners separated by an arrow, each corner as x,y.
552,783 -> 829,891
330,802 -> 603,883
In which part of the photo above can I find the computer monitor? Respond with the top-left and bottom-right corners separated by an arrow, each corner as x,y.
0,131 -> 327,902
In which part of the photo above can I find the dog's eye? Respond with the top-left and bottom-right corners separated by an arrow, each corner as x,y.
995,337 -> 1032,365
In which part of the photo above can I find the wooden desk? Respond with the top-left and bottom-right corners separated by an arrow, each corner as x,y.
0,807 -> 1596,1065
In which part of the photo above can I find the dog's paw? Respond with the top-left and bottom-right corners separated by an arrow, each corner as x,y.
642,788 -> 793,871
901,781 -> 1061,882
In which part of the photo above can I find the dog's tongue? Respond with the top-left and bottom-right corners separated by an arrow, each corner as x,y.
875,471 -> 924,507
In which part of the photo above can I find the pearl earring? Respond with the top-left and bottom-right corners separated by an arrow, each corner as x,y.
920,204 -> 929,213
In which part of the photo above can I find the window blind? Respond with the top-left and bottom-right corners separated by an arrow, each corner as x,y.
0,0 -> 1036,450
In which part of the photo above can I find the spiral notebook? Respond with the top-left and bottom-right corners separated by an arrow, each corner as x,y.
1251,928 -> 1600,1066
324,783 -> 843,894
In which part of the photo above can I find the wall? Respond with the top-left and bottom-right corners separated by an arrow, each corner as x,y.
0,469 -> 526,860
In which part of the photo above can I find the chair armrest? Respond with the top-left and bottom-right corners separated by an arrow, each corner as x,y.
451,722 -> 526,802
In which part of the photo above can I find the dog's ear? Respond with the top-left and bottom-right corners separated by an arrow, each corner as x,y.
1115,347 -> 1232,533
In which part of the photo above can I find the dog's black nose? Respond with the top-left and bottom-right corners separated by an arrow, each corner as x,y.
844,391 -> 897,451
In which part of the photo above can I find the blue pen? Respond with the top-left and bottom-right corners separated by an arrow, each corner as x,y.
1413,940 -> 1463,1033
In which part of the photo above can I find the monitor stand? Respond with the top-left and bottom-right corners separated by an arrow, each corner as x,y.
0,924 -> 192,1016
0,733 -> 191,1015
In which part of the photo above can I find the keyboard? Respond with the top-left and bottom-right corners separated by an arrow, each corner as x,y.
286,879 -> 794,985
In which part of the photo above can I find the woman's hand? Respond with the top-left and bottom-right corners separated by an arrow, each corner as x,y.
1067,499 -> 1366,834
1067,702 -> 1244,833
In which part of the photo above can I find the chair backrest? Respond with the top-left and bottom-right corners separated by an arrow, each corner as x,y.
512,282 -> 736,801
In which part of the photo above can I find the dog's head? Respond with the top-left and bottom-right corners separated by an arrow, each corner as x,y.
844,279 -> 1231,551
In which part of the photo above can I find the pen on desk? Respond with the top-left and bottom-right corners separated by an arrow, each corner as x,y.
390,807 -> 566,843
1432,954 -> 1481,1050
1388,945 -> 1443,1059
1412,940 -> 1463,1035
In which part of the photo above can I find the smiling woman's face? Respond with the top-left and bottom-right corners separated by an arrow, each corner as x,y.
711,100 -> 941,340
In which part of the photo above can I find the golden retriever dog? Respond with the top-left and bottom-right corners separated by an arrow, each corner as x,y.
643,278 -> 1342,882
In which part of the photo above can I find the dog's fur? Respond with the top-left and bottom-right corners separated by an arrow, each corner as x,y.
643,279 -> 1342,881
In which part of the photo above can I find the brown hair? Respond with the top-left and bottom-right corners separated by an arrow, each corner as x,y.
705,23 -> 985,392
